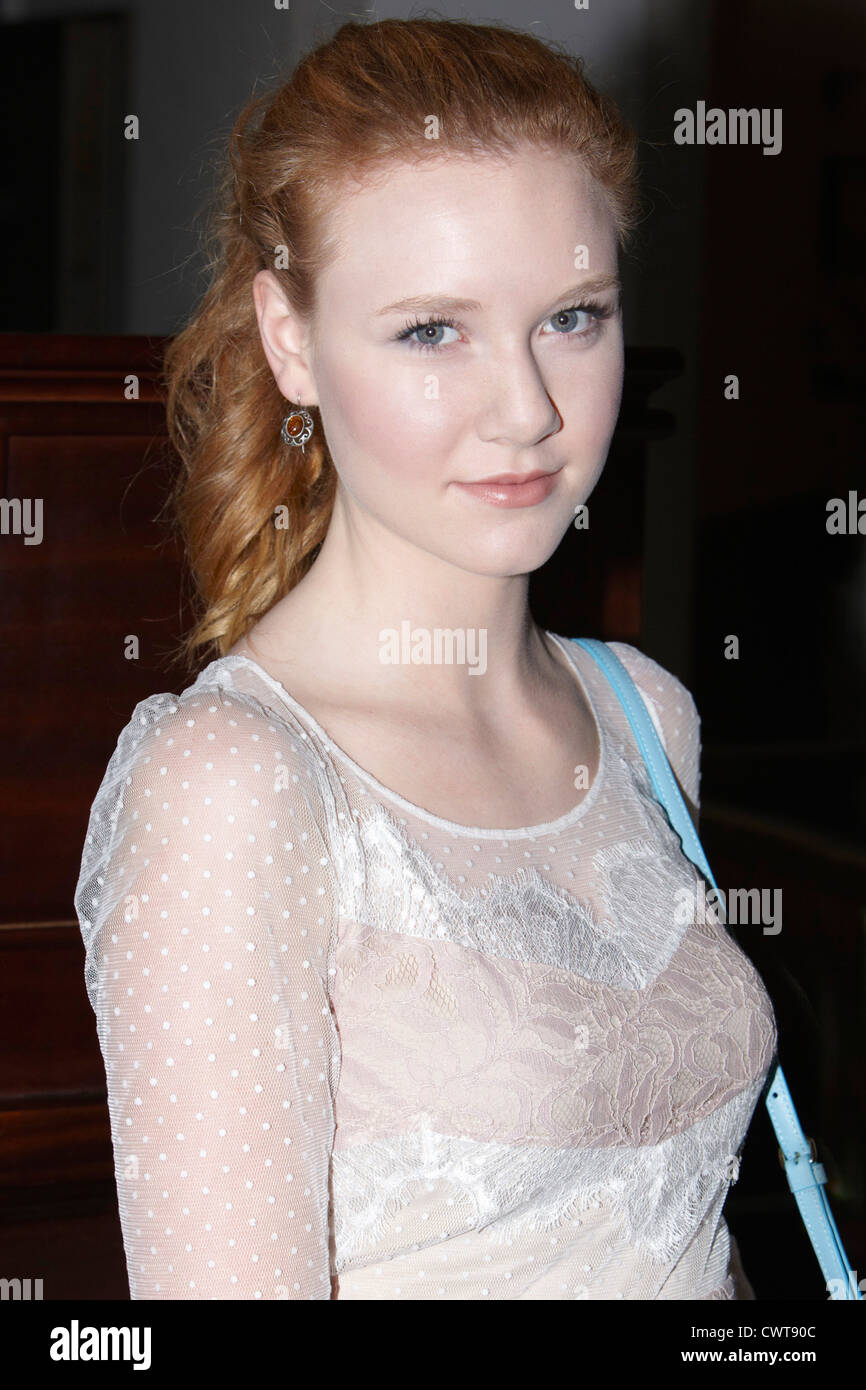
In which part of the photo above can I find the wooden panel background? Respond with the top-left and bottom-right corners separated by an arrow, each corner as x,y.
0,332 -> 680,1298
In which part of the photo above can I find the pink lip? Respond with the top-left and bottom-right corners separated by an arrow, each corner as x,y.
453,466 -> 563,509
473,469 -> 553,485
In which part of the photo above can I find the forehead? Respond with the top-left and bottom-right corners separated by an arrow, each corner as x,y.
316,147 -> 617,309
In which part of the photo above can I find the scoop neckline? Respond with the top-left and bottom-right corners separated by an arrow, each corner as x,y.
210,630 -> 607,840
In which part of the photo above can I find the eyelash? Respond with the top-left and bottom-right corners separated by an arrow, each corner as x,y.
394,299 -> 615,353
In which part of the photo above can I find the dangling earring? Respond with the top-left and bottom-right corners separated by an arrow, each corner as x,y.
281,395 -> 314,449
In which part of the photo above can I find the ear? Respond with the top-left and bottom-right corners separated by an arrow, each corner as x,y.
252,269 -> 320,407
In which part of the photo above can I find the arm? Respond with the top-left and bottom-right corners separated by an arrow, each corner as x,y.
607,641 -> 702,830
75,686 -> 339,1299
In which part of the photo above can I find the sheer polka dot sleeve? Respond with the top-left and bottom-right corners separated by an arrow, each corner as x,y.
74,686 -> 340,1299
607,642 -> 702,824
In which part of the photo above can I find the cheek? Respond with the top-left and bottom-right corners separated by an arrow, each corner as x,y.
315,331 -> 624,497
316,343 -> 466,485
555,342 -> 624,467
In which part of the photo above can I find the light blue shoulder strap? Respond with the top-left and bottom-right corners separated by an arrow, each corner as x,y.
573,637 -> 862,1300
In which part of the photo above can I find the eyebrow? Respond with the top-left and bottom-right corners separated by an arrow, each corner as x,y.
374,273 -> 622,317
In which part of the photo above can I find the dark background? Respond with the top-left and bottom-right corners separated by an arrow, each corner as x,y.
0,0 -> 863,1303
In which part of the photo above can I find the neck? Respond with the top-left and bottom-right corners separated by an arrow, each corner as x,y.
239,495 -> 565,725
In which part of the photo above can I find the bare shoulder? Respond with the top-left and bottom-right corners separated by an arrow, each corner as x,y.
227,630 -> 344,713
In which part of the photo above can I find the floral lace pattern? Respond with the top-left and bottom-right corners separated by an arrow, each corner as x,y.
345,792 -> 700,991
331,1082 -> 764,1268
74,635 -> 778,1299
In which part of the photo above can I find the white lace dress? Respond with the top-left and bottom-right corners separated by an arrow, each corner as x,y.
74,634 -> 777,1300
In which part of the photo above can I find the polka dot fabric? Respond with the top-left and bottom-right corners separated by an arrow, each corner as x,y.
74,635 -> 776,1299
75,688 -> 340,1298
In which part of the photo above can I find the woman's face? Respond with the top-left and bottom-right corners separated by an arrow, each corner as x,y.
262,145 -> 624,579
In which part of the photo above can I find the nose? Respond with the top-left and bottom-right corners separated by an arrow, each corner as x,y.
475,353 -> 562,448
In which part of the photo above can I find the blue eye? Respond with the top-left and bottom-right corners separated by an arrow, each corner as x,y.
395,316 -> 461,351
393,299 -> 614,353
544,306 -> 593,335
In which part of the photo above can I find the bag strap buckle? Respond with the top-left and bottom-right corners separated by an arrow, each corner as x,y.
778,1135 -> 818,1170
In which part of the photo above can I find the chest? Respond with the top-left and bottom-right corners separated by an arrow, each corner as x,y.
334,910 -> 776,1132
299,694 -> 601,830
328,795 -> 779,1151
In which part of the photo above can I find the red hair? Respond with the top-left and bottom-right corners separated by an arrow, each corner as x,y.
160,17 -> 640,674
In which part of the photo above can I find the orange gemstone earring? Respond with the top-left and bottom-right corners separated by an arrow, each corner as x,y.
280,395 -> 314,449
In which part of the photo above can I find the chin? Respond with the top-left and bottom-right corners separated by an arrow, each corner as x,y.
441,522 -> 568,579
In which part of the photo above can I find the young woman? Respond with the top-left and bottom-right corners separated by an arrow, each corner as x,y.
75,17 -> 777,1300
